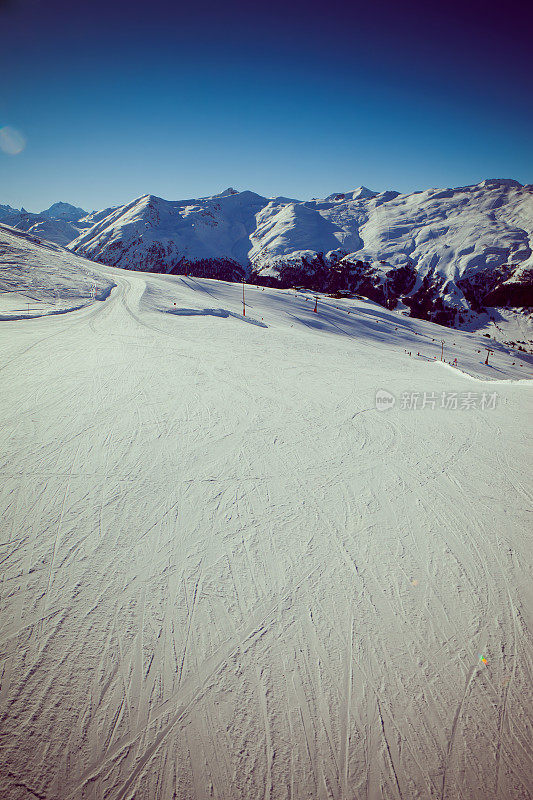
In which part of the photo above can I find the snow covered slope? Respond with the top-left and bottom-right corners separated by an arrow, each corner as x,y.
20,217 -> 88,247
250,179 -> 533,327
68,179 -> 533,328
0,204 -> 23,226
0,223 -> 115,319
0,248 -> 532,799
69,190 -> 273,279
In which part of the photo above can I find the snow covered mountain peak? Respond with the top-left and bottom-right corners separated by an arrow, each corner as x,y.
0,200 -> 89,246
68,187 -> 272,277
476,178 -> 523,190
3,178 -> 532,329
325,186 -> 379,202
41,201 -> 87,221
212,187 -> 240,198
64,178 -> 533,328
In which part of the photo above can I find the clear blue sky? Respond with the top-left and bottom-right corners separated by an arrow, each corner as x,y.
1,0 -> 531,212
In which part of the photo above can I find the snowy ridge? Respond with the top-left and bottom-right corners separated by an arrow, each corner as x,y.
68,190 -> 272,277
67,179 -> 533,328
4,179 -> 533,328
0,201 -> 90,247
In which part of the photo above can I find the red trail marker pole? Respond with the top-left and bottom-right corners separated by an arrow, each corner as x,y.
242,280 -> 246,316
313,296 -> 318,313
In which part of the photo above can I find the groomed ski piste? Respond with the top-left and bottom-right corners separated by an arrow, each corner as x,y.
1,231 -> 532,800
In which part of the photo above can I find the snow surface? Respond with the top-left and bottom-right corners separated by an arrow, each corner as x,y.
0,224 -> 115,320
0,235 -> 532,800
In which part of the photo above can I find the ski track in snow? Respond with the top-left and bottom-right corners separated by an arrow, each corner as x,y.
0,264 -> 532,800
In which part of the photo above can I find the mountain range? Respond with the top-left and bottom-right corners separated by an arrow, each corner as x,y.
3,178 -> 532,328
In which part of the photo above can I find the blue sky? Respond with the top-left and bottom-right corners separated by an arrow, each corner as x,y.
1,0 -> 531,212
